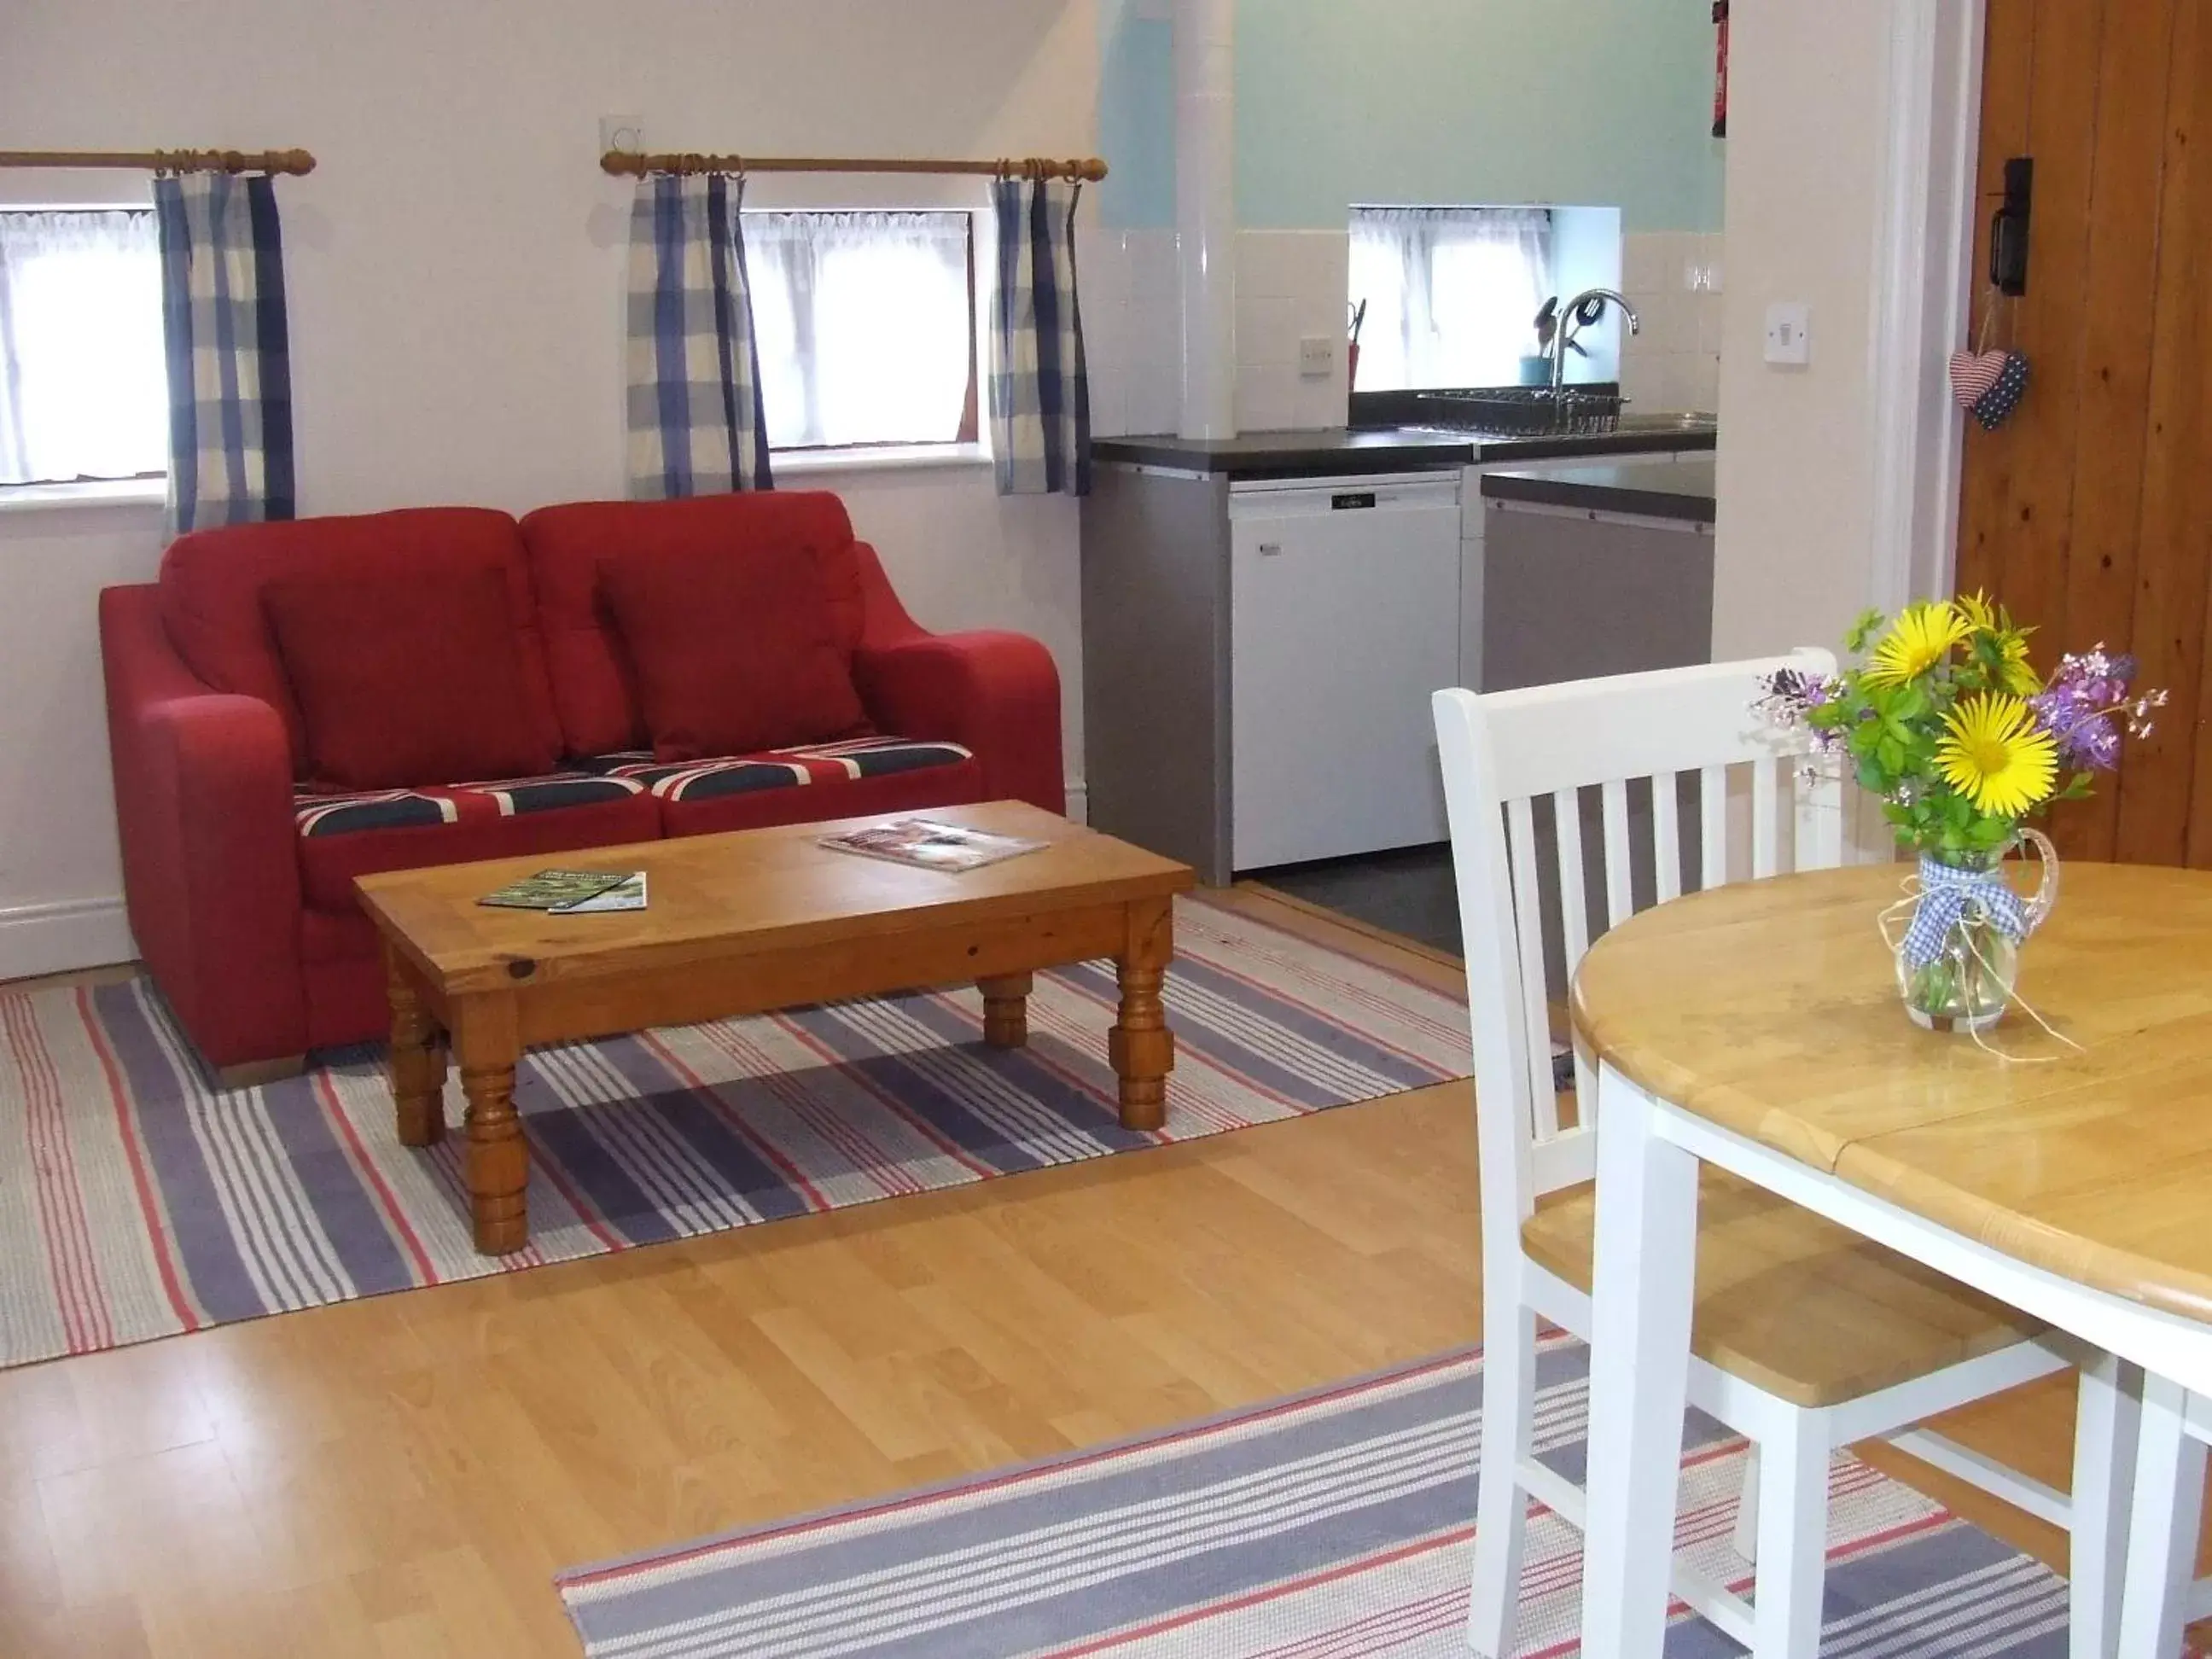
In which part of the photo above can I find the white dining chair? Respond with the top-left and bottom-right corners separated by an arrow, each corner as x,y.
1435,652 -> 2139,1659
2115,1377 -> 2212,1656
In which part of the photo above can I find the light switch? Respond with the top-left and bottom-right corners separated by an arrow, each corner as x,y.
1298,335 -> 1335,379
1764,302 -> 1812,366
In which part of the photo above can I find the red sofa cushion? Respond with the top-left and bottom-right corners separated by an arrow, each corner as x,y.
160,507 -> 563,777
265,568 -> 562,789
600,544 -> 870,761
518,492 -> 870,758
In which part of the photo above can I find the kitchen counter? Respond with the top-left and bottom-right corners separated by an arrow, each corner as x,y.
1480,457 -> 1716,523
1091,424 -> 1715,481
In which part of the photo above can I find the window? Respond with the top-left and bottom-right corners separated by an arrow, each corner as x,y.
1348,207 -> 1556,392
743,211 -> 978,452
0,208 -> 167,486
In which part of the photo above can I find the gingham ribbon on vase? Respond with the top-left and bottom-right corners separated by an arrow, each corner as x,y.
1901,853 -> 2032,969
988,176 -> 1090,498
625,173 -> 773,498
154,172 -> 295,536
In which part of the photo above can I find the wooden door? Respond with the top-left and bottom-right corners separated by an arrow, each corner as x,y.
1957,0 -> 2212,864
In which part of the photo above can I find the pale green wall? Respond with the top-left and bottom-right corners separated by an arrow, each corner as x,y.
1098,0 -> 1726,232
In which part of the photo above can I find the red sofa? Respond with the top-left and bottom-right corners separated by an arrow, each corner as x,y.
99,491 -> 1064,1069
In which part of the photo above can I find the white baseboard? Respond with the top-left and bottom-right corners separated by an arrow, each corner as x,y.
0,895 -> 137,982
1063,781 -> 1087,825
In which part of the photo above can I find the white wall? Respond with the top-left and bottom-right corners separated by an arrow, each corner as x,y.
0,0 -> 1099,975
1711,3 -> 1897,659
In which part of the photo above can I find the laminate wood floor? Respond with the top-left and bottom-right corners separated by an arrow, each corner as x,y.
0,888 -> 2192,1656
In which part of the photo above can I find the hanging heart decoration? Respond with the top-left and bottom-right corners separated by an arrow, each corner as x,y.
1949,348 -> 2009,410
1970,352 -> 2030,432
1953,291 -> 2030,433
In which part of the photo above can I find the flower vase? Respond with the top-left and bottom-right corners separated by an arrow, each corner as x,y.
1891,830 -> 2058,1033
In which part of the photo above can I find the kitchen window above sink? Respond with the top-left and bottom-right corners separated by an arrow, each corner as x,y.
1349,206 -> 1557,392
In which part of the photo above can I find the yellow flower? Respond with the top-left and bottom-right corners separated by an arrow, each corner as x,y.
1954,590 -> 2041,694
1956,591 -> 2000,632
1991,632 -> 2042,696
1865,601 -> 1970,685
1936,693 -> 2059,818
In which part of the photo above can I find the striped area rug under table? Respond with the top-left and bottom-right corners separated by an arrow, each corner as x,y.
556,1332 -> 2072,1659
0,895 -> 1470,1369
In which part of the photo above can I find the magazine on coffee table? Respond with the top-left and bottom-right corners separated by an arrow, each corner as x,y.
478,869 -> 646,911
819,818 -> 1047,874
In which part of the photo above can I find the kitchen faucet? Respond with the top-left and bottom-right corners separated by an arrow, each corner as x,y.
1550,288 -> 1642,397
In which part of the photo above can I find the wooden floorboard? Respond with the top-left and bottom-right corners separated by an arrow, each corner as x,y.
0,894 -> 2197,1655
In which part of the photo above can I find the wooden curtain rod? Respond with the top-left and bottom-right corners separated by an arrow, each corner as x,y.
0,148 -> 317,176
601,150 -> 1107,183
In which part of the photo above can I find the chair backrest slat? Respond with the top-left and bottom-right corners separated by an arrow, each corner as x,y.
1504,795 -> 1562,1138
1599,777 -> 1634,930
1434,650 -> 1842,1246
1752,755 -> 1781,878
1653,771 -> 1683,904
1553,789 -> 1592,975
1700,763 -> 1729,890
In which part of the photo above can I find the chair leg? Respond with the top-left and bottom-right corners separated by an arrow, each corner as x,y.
2116,1375 -> 2206,1659
2069,1353 -> 2142,1659
1750,1414 -> 1830,1659
1468,1304 -> 1537,1659
1733,1444 -> 1761,1564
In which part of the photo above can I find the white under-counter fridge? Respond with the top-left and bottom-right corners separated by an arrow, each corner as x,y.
1226,473 -> 1464,871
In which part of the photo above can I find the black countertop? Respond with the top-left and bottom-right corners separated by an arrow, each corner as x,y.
1090,424 -> 1715,480
1480,458 -> 1716,524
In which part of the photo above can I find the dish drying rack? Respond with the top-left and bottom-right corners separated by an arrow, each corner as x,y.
1414,387 -> 1626,437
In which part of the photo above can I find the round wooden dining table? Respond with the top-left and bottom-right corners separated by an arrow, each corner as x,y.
1565,860 -> 2212,1659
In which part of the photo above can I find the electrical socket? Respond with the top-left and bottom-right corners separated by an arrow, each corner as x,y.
1298,335 -> 1335,379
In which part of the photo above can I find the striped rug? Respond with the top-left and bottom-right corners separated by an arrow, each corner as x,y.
556,1332 -> 2069,1659
0,895 -> 1469,1369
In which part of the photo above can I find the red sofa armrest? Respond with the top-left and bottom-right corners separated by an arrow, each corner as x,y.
101,585 -> 308,1068
853,630 -> 1066,815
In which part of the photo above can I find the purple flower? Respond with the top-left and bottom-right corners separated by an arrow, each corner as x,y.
1753,669 -> 1842,752
2030,645 -> 2167,770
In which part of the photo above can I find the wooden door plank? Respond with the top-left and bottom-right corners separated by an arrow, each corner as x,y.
2154,4 -> 2212,865
1956,0 -> 2041,600
1992,0 -> 2105,856
2052,0 -> 2182,860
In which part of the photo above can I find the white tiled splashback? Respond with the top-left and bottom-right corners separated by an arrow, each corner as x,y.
1082,226 -> 1724,437
1620,230 -> 1726,415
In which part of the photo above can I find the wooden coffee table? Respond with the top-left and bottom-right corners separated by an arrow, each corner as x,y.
356,801 -> 1196,1254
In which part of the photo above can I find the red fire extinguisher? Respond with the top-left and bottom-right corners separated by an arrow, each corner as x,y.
1713,1 -> 1730,138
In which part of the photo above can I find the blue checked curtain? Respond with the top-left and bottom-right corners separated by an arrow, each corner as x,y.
154,172 -> 294,536
626,174 -> 773,498
989,178 -> 1090,498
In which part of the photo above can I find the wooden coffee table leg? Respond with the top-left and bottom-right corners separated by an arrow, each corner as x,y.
452,996 -> 528,1255
1109,896 -> 1175,1132
979,972 -> 1033,1048
386,943 -> 447,1147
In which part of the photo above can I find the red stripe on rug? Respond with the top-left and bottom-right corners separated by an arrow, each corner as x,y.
5,994 -> 114,1352
312,1068 -> 441,1285
76,987 -> 200,1334
687,1015 -> 947,1195
636,1030 -> 836,1212
761,1004 -> 1006,1179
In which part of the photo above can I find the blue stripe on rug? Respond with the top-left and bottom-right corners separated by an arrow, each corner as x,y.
554,1337 -> 2069,1659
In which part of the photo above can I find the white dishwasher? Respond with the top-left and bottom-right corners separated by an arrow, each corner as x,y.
1229,473 -> 1464,870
